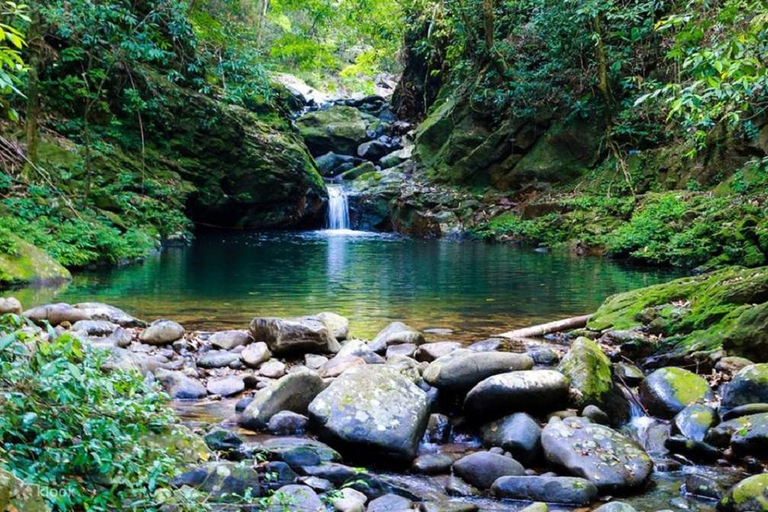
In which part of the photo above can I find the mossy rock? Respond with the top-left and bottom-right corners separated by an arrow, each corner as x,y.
721,364 -> 768,412
296,106 -> 374,156
639,367 -> 713,419
717,474 -> 768,512
0,468 -> 49,512
558,337 -> 613,408
0,236 -> 71,287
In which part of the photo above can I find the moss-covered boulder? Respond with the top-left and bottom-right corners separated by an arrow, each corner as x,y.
589,266 -> 768,361
717,474 -> 768,512
0,468 -> 49,512
558,338 -> 613,407
296,106 -> 375,156
721,364 -> 768,413
639,367 -> 713,419
0,236 -> 71,287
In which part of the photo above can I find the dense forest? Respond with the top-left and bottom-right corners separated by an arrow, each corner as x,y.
1,1 -> 768,511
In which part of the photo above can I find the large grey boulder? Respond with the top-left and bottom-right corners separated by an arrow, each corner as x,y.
24,303 -> 90,326
308,366 -> 428,460
491,476 -> 598,506
464,370 -> 569,418
480,413 -> 542,465
140,319 -> 185,345
240,370 -> 326,431
541,417 -> 653,492
639,367 -> 713,419
74,302 -> 142,327
424,351 -> 533,391
721,364 -> 768,413
369,322 -> 424,353
315,312 -> 350,340
452,452 -> 525,490
250,317 -> 340,355
155,369 -> 208,400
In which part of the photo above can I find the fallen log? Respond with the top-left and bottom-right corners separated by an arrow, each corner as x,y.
499,314 -> 592,340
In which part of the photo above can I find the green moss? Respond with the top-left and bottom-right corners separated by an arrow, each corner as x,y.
661,367 -> 711,406
727,474 -> 768,509
0,235 -> 71,287
558,337 -> 613,407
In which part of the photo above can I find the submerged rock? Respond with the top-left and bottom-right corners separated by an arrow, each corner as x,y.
240,370 -> 326,430
464,370 -> 569,418
480,413 -> 542,465
718,474 -> 768,512
369,322 -> 425,353
251,316 -> 340,355
424,351 -> 534,391
491,476 -> 598,506
308,365 -> 429,460
541,417 -> 653,492
452,451 -> 525,490
639,367 -> 713,419
140,319 -> 185,345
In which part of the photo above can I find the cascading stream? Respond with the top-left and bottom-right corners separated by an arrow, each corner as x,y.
326,183 -> 350,230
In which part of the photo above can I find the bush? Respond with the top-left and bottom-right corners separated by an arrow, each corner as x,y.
0,315 -> 207,511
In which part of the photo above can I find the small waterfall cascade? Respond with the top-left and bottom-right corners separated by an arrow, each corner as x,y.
326,183 -> 350,230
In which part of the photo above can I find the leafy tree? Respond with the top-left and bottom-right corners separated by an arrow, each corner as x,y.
0,0 -> 28,120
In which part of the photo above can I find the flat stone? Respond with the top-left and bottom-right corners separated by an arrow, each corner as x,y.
260,360 -> 287,378
367,494 -> 413,512
74,302 -> 142,327
415,342 -> 462,362
24,303 -> 90,326
386,343 -> 417,358
412,453 -> 453,475
424,352 -> 534,391
491,476 -> 598,506
197,350 -> 239,369
206,376 -> 245,397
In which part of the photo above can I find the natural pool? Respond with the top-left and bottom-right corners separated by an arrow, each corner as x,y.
8,229 -> 680,339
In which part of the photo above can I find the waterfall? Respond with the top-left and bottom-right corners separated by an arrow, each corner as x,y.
326,184 -> 350,230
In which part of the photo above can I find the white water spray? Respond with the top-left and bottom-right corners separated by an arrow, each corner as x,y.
326,184 -> 350,230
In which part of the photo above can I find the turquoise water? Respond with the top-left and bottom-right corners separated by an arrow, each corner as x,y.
9,230 -> 680,339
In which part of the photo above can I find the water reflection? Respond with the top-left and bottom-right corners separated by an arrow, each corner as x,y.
4,231 -> 681,339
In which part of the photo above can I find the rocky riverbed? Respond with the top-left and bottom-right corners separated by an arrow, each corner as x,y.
2,295 -> 768,512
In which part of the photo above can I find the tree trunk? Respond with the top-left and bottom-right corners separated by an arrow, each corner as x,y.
499,314 -> 593,340
24,4 -> 42,176
593,14 -> 614,117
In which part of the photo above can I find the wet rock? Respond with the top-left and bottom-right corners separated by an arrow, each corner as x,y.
197,350 -> 239,369
674,403 -> 718,442
715,357 -> 754,374
261,437 -> 341,466
614,363 -> 645,386
714,413 -> 768,457
155,369 -> 208,399
386,343 -> 417,358
72,319 -> 119,336
415,342 -> 462,362
332,487 -> 368,512
419,502 -> 478,512
541,417 -> 653,492
468,338 -> 502,352
412,453 -> 453,475
491,476 -> 598,506
369,322 -> 424,353
722,403 -> 768,421
425,413 -> 451,444
367,494 -> 412,512
480,413 -> 542,465
464,370 -> 569,418
308,365 -> 429,460
173,462 -> 262,500
558,337 -> 614,409
140,319 -> 184,345
582,405 -> 610,425
424,352 -> 534,391
665,436 -> 721,463
594,503 -> 638,512
209,330 -> 251,350
251,316 -> 340,355
717,474 -> 768,512
204,428 -> 243,452
684,473 -> 726,500
452,451 -> 525,490
358,140 -> 391,161
206,376 -> 245,397
241,342 -> 272,368
24,303 -> 90,326
240,370 -> 326,430
321,355 -> 367,378
721,364 -> 768,414
268,411 -> 309,436
444,476 -> 480,497
265,485 -> 323,512
528,347 -> 560,366
0,297 -> 22,315
235,395 -> 254,412
260,359 -> 287,378
316,152 -> 365,177
639,367 -> 713,419
74,302 -> 142,327
262,461 -> 299,490
379,148 -> 410,169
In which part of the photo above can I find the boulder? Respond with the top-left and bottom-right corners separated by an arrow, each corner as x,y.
268,411 -> 309,436
172,462 -> 262,500
414,342 -> 462,362
204,428 -> 243,452
260,437 -> 341,466
541,417 -> 653,492
464,370 -> 569,418
707,412 -> 768,457
156,369 -> 208,400
241,342 -> 272,367
424,352 -> 534,391
260,360 -> 287,378
332,487 -> 368,512
209,330 -> 251,350
0,237 -> 71,288
308,366 -> 429,460
614,363 -> 645,386
24,303 -> 89,326
718,474 -> 768,512
639,367 -> 713,418
491,476 -> 598,506
480,413 -> 542,465
316,312 -> 350,341
316,152 -> 365,177
558,337 -> 613,408
250,316 -> 340,355
358,140 -> 391,161
673,404 -> 718,442
72,320 -> 120,337
297,106 -> 373,156
206,376 -> 245,397
240,370 -> 326,431
266,485 -> 324,512
369,322 -> 424,353
140,319 -> 185,345
338,339 -> 386,363
0,297 -> 22,315
721,364 -> 768,413
197,350 -> 239,369
452,452 -> 525,490
412,454 -> 453,475
73,302 -> 142,327
0,467 -> 48,512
